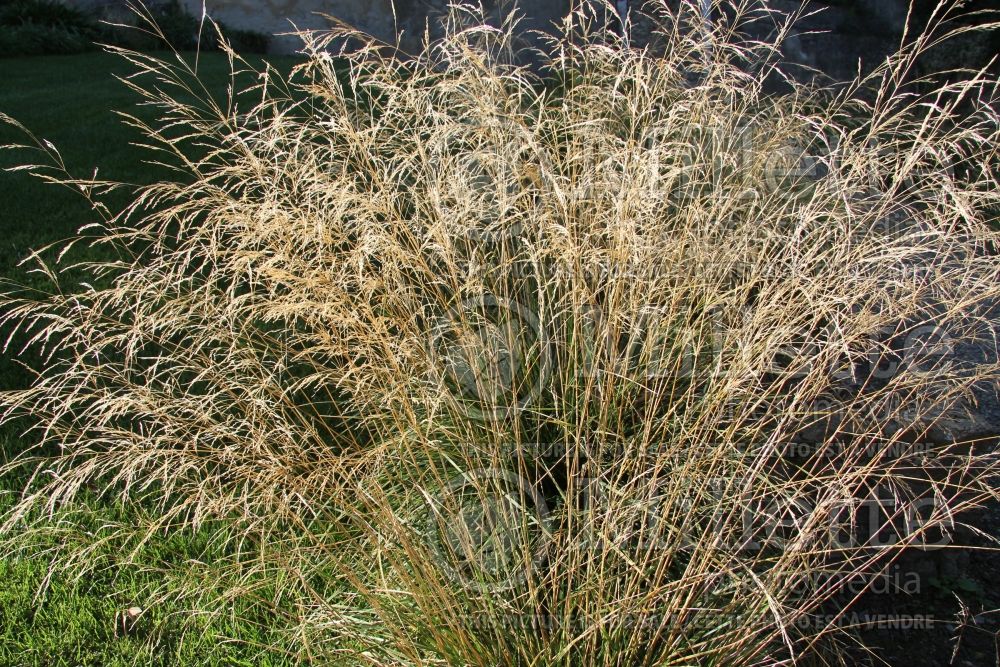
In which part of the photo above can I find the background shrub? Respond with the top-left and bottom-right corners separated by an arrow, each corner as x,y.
0,0 -> 270,57
0,0 -> 98,56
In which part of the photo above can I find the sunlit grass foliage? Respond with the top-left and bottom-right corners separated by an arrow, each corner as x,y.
2,1 -> 999,664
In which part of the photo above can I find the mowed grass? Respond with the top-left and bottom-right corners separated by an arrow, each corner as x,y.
0,50 -> 304,667
0,50 -> 306,283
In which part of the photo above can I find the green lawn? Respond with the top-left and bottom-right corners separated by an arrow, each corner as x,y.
0,50 -> 305,278
0,50 -> 305,667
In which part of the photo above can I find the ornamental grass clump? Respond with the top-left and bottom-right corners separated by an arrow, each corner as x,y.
2,1 -> 1000,664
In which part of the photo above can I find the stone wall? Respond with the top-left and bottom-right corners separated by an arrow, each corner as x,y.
59,0 -> 1000,79
622,1 -> 999,84
176,0 -> 397,53
733,0 -> 1000,84
61,0 -> 575,54
63,0 -> 572,54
